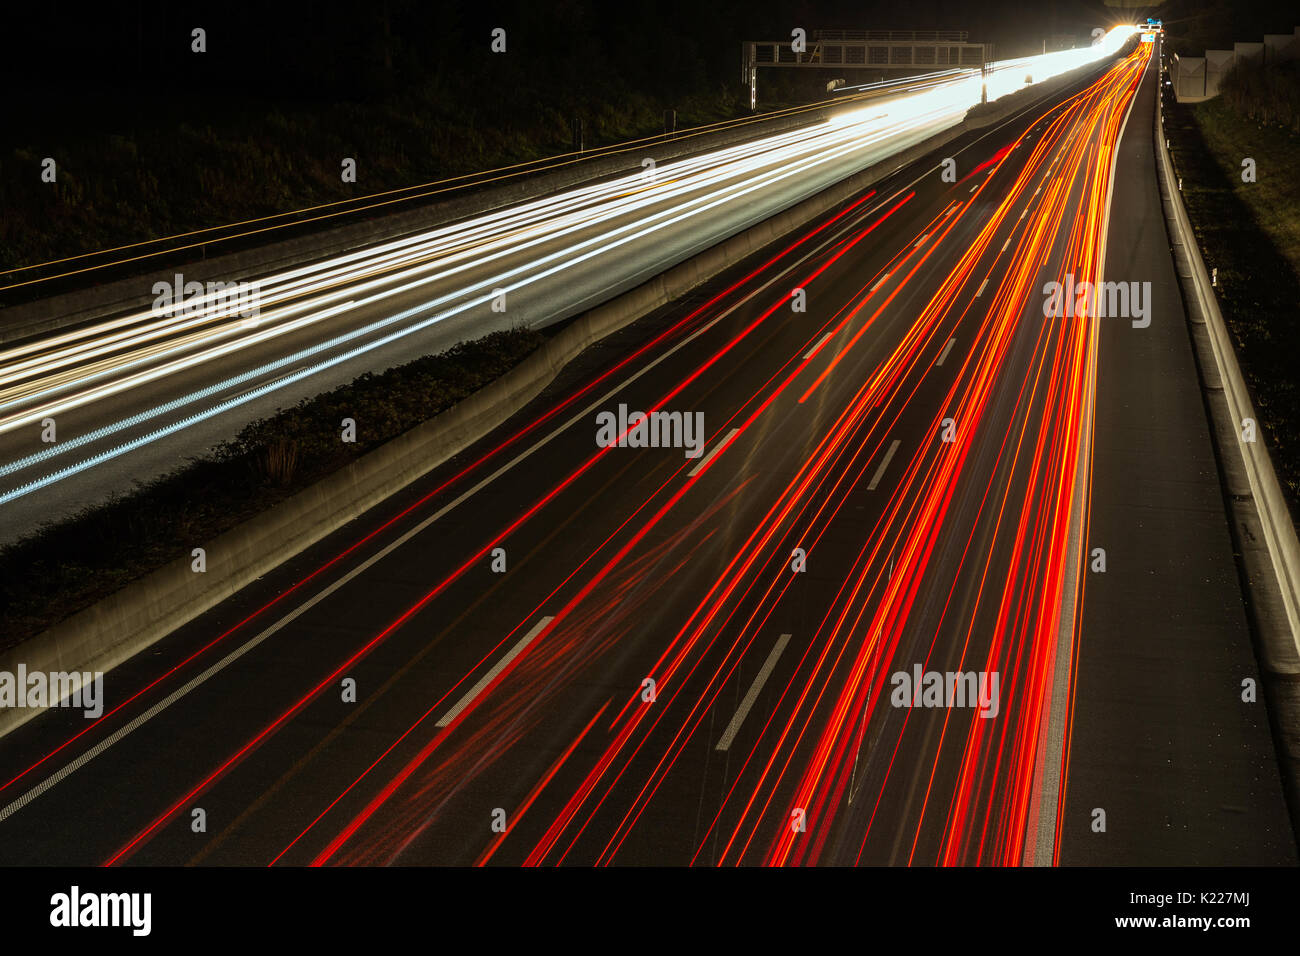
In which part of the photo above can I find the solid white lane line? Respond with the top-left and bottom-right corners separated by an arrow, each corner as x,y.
867,439 -> 902,491
688,427 -> 740,478
226,363 -> 313,403
936,338 -> 957,366
1026,44 -> 1144,868
715,634 -> 791,752
435,616 -> 553,728
803,331 -> 834,360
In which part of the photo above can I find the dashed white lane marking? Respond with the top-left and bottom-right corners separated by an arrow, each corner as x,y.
436,616 -> 553,728
936,338 -> 957,366
867,439 -> 902,491
688,427 -> 741,478
804,331 -> 834,360
715,634 -> 792,752
870,273 -> 891,292
976,278 -> 989,297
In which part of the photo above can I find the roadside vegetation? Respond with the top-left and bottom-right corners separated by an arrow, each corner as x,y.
0,88 -> 743,274
0,327 -> 545,650
1218,56 -> 1300,136
1,0 -> 759,275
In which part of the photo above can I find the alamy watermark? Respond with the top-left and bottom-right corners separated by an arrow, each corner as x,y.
152,272 -> 262,322
1042,273 -> 1150,328
890,665 -> 1000,718
0,666 -> 103,718
595,403 -> 705,459
50,886 -> 150,936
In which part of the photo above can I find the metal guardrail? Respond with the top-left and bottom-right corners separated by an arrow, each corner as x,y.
752,39 -> 986,68
1155,93 -> 1300,654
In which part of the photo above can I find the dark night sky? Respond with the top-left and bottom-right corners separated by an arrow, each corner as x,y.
2,0 -> 1295,130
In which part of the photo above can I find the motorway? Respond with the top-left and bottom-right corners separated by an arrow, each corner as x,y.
0,40 -> 1293,866
0,33 -> 1135,545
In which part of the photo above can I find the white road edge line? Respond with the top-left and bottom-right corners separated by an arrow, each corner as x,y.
1024,44 -> 1143,867
688,427 -> 740,478
715,633 -> 792,751
867,439 -> 902,491
435,616 -> 553,728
